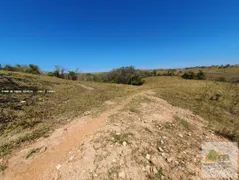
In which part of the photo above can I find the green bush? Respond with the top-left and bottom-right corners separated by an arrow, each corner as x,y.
25,64 -> 40,74
196,70 -> 206,80
66,71 -> 77,80
2,64 -> 40,74
104,66 -> 144,85
182,71 -> 196,79
182,70 -> 206,80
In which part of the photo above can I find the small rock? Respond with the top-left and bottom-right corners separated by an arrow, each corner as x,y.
160,140 -> 164,145
146,165 -> 151,173
175,161 -> 179,165
20,100 -> 26,104
118,171 -> 126,179
84,111 -> 91,115
69,155 -> 75,162
39,146 -> 47,153
146,154 -> 151,160
153,167 -> 158,174
158,147 -> 164,152
56,164 -> 62,170
178,133 -> 183,138
116,132 -> 121,135
122,141 -> 127,146
166,157 -> 173,163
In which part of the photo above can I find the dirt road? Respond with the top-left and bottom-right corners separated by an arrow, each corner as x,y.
1,90 -> 232,179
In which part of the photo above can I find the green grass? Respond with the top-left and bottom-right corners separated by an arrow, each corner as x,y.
0,126 -> 49,157
25,147 -> 42,159
110,132 -> 133,145
0,165 -> 7,172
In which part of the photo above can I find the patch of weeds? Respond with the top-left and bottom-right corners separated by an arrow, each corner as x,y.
18,118 -> 42,129
128,107 -> 140,114
163,121 -> 173,129
107,165 -> 120,180
0,165 -> 7,172
0,142 -> 14,157
147,167 -> 164,180
25,147 -> 42,159
110,132 -> 132,145
0,126 -> 49,157
174,115 -> 191,130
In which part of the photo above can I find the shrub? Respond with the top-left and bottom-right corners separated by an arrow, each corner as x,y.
129,75 -> 144,85
3,65 -> 16,71
182,71 -> 206,80
47,72 -> 54,76
196,70 -> 206,80
66,71 -> 77,80
25,64 -> 40,74
181,71 -> 196,79
104,66 -> 144,85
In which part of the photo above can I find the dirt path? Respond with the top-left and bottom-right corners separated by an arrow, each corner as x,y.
1,90 -> 233,180
1,91 -> 147,180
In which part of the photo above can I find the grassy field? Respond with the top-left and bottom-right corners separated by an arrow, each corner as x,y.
154,65 -> 239,82
144,76 -> 239,142
1,70 -> 239,158
0,70 -> 137,157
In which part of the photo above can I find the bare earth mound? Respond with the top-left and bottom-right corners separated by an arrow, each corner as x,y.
1,90 -> 232,179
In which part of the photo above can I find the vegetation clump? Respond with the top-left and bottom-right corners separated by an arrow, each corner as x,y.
181,70 -> 206,80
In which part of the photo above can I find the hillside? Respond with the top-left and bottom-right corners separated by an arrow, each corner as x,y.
0,71 -> 238,179
154,64 -> 239,82
0,70 -> 137,157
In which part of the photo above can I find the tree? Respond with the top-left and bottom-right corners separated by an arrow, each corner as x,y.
25,64 -> 40,74
153,69 -> 157,76
66,71 -> 77,80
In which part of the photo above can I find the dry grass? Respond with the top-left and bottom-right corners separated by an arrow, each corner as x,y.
1,70 -> 238,158
0,70 -> 137,157
144,76 -> 239,142
155,65 -> 239,82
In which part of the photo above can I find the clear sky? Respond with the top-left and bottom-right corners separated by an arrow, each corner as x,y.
0,0 -> 239,72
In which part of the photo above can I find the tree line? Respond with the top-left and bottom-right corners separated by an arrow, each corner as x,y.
0,64 -> 78,81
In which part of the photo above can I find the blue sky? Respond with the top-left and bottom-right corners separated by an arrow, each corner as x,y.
0,0 -> 239,72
